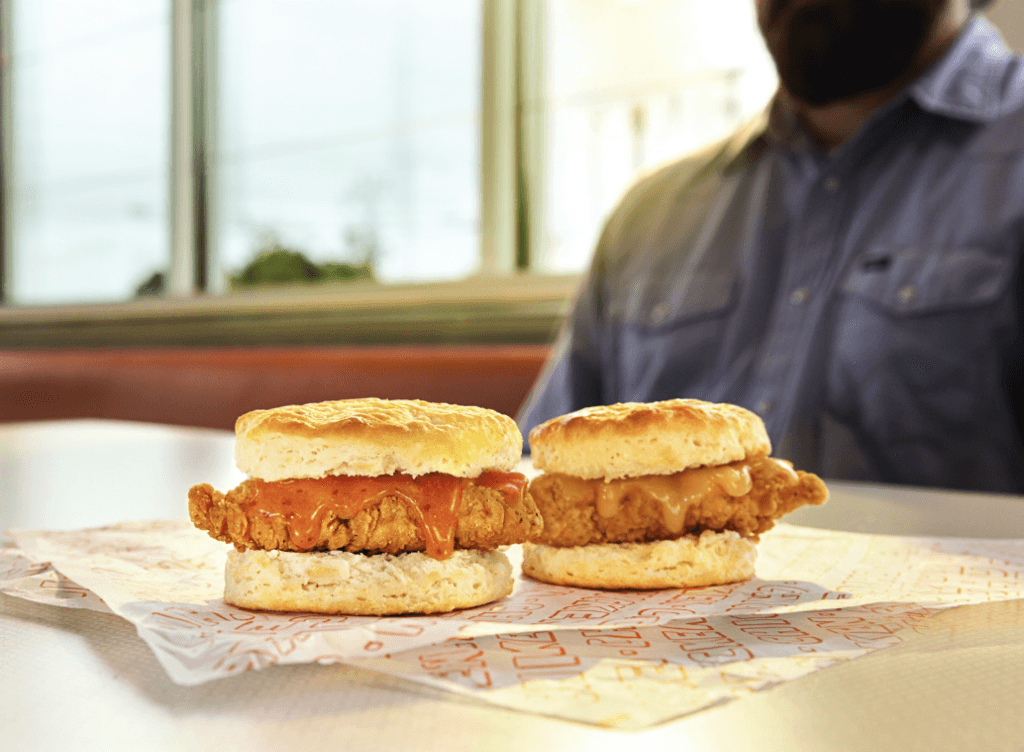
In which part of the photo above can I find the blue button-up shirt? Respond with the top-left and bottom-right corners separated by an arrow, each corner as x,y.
518,17 -> 1024,494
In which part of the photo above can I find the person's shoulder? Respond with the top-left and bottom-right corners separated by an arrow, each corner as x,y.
912,16 -> 1024,146
977,54 -> 1024,151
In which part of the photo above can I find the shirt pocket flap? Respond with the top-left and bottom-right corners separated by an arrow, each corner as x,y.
638,270 -> 739,329
842,245 -> 1014,314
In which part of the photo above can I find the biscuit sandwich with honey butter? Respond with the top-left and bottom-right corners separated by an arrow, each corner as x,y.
188,398 -> 543,615
522,398 -> 828,590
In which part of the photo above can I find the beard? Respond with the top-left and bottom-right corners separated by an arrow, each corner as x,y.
762,0 -> 945,106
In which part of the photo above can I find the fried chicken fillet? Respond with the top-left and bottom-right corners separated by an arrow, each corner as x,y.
528,454 -> 827,548
190,476 -> 543,555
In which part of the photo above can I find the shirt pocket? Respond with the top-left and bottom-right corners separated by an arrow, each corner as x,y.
629,269 -> 740,329
832,244 -> 1016,427
841,245 -> 1013,314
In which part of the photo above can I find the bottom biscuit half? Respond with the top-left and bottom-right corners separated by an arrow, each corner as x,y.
225,547 -> 513,615
521,530 -> 756,590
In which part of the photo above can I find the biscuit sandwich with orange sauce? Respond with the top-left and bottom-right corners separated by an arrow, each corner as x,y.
522,398 -> 827,590
189,398 -> 542,615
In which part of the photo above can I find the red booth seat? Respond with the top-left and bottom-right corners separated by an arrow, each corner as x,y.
0,345 -> 551,430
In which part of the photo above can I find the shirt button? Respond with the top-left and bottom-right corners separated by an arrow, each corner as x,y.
756,399 -> 773,414
789,286 -> 810,305
897,285 -> 918,304
823,176 -> 839,193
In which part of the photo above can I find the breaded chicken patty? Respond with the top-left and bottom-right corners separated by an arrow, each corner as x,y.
190,477 -> 543,555
529,455 -> 827,547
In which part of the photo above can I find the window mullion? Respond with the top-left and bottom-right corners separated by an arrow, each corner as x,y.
170,0 -> 199,296
480,0 -> 518,275
200,0 -> 219,293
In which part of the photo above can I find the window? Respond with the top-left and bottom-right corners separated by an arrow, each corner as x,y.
214,0 -> 481,289
0,0 -> 777,345
4,0 -> 170,305
538,0 -> 776,273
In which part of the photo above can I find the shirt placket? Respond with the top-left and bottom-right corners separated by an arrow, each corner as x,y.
749,151 -> 847,443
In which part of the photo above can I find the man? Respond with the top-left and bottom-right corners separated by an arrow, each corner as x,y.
518,0 -> 1024,493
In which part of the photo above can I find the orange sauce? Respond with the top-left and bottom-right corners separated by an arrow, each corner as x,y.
246,470 -> 526,560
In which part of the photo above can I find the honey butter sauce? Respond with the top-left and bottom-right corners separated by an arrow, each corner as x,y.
245,470 -> 526,560
592,462 -> 755,534
768,456 -> 799,480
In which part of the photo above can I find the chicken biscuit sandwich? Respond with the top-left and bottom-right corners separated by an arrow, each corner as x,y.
189,398 -> 543,614
522,398 -> 828,590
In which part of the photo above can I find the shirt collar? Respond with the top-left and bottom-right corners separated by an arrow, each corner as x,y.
908,15 -> 1024,123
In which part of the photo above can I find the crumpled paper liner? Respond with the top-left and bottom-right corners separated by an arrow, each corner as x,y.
3,521 -> 1023,728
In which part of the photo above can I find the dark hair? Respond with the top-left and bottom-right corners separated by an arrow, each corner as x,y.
972,0 -> 996,9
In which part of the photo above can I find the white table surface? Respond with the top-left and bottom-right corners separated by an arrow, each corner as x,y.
2,420 -> 1023,752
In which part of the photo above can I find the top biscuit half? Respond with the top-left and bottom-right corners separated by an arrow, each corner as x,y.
235,398 -> 523,481
528,399 -> 771,480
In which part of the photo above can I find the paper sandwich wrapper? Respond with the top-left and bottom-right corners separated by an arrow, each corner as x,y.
3,520 -> 1024,729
